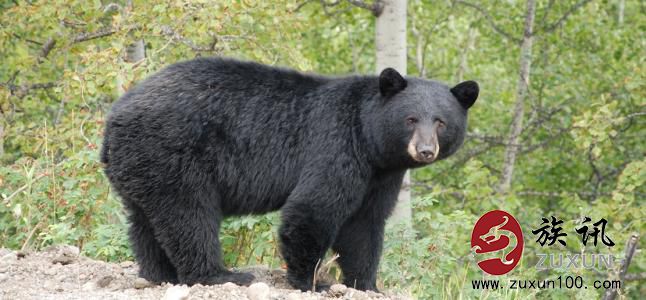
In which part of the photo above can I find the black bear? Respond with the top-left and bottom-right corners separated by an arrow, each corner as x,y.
101,57 -> 478,291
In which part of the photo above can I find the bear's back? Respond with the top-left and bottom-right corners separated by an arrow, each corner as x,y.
103,58 -> 367,214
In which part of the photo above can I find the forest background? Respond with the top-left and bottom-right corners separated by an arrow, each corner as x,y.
0,0 -> 644,299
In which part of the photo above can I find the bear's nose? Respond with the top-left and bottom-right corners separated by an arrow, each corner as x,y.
418,146 -> 435,160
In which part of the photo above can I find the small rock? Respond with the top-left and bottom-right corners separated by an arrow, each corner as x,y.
286,292 -> 302,300
285,293 -> 302,300
134,277 -> 154,289
222,282 -> 238,289
347,289 -> 369,300
0,273 -> 8,283
300,293 -> 320,300
0,249 -> 11,256
330,283 -> 348,296
62,245 -> 80,255
96,275 -> 114,288
190,283 -> 204,289
43,267 -> 57,276
163,285 -> 190,300
0,251 -> 17,264
51,245 -> 79,265
124,268 -> 138,275
366,290 -> 383,298
43,280 -> 57,290
52,255 -> 76,265
247,282 -> 270,300
82,281 -> 97,291
119,260 -> 134,268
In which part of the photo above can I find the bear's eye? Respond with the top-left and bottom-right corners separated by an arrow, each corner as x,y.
406,117 -> 418,125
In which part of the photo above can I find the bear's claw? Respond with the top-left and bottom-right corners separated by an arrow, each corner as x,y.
205,271 -> 255,286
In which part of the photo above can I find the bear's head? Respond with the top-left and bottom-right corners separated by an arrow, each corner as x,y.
367,68 -> 479,169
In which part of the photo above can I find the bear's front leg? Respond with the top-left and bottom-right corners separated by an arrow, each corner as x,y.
279,204 -> 332,292
332,171 -> 405,292
279,167 -> 369,292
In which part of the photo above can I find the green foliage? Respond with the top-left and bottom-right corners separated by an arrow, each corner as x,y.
221,213 -> 281,268
382,196 -> 476,299
1,0 -> 644,299
0,0 -> 310,262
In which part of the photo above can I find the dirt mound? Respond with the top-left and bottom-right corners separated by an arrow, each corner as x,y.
0,246 -> 411,300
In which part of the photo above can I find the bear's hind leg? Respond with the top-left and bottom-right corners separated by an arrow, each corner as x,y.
125,202 -> 178,284
148,191 -> 255,286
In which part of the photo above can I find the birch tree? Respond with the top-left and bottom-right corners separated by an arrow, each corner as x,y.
498,0 -> 536,193
375,0 -> 410,223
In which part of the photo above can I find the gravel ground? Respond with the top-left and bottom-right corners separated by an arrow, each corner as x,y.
0,246 -> 411,300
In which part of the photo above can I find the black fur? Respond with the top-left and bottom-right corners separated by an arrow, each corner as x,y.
450,80 -> 479,109
379,68 -> 407,97
102,57 -> 478,291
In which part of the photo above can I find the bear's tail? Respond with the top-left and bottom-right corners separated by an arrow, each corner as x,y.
100,126 -> 110,164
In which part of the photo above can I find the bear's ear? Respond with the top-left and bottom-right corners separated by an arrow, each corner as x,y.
379,68 -> 407,97
451,80 -> 479,109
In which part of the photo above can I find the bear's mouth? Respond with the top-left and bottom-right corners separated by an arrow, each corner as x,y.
413,155 -> 435,164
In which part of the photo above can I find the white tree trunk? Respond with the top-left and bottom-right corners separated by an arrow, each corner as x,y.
376,0 -> 410,224
126,39 -> 146,63
123,0 -> 145,64
116,39 -> 145,96
499,0 -> 536,193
